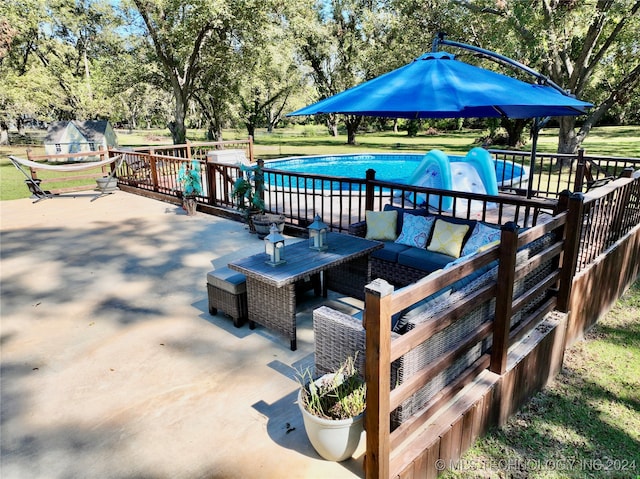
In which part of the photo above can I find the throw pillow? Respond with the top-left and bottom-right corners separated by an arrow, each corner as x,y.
395,213 -> 435,248
427,219 -> 469,258
461,223 -> 502,256
365,210 -> 398,241
477,240 -> 500,253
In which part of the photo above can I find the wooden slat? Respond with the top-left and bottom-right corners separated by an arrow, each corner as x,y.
390,354 -> 490,450
511,270 -> 559,314
391,283 -> 496,362
390,321 -> 493,410
389,365 -> 495,476
513,242 -> 563,283
509,296 -> 557,345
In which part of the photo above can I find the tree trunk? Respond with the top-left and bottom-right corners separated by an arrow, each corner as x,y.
169,89 -> 188,145
245,122 -> 256,138
326,115 -> 338,137
345,115 -> 361,145
393,118 -> 398,133
500,118 -> 527,147
555,116 -> 581,168
0,120 -> 8,146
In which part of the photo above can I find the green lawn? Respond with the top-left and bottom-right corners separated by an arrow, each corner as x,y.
442,279 -> 640,479
1,125 -> 639,201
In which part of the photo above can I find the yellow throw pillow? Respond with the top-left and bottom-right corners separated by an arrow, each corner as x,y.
427,219 -> 469,258
477,240 -> 500,253
365,210 -> 398,241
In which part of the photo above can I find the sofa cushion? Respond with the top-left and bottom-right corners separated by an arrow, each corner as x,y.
427,219 -> 470,258
395,213 -> 436,249
383,204 -> 430,236
397,246 -> 455,273
365,210 -> 398,241
461,222 -> 502,256
372,241 -> 412,263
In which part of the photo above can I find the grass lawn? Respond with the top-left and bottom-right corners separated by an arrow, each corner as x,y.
1,125 -> 639,201
442,279 -> 640,479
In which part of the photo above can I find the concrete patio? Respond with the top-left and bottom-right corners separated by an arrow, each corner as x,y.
0,191 -> 365,478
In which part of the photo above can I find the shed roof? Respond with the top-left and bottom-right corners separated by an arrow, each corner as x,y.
44,120 -> 113,144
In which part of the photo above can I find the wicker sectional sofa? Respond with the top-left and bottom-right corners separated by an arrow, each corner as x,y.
313,228 -> 556,429
348,204 -> 493,287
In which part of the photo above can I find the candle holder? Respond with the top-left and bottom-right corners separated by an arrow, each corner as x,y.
308,214 -> 328,251
264,223 -> 286,266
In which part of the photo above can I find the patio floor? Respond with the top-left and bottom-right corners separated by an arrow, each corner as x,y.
0,191 -> 366,479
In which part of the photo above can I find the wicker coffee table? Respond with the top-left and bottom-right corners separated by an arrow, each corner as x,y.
228,232 -> 382,350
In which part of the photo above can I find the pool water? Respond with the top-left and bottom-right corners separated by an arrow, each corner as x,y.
264,153 -> 527,191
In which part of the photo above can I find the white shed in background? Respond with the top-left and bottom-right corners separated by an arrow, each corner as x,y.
44,120 -> 118,161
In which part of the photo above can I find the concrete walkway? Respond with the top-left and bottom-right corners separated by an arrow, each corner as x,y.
0,191 -> 365,479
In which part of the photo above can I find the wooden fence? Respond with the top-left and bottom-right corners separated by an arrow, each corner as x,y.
361,200 -> 574,478
564,169 -> 640,346
24,147 -> 114,195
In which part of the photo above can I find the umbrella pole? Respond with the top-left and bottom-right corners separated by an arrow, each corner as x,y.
527,117 -> 541,199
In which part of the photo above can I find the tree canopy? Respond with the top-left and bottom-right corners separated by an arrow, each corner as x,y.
1,0 -> 638,151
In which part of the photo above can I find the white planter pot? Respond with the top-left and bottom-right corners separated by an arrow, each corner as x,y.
297,388 -> 364,462
96,177 -> 118,192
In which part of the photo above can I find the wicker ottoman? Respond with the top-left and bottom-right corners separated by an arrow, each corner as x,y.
206,267 -> 248,328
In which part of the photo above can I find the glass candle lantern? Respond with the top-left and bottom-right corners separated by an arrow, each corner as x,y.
308,214 -> 329,251
264,223 -> 286,266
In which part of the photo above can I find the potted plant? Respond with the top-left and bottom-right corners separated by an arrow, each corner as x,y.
232,163 -> 284,237
297,355 -> 366,462
177,160 -> 203,216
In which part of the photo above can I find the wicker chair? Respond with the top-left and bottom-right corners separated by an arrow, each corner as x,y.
313,231 -> 556,429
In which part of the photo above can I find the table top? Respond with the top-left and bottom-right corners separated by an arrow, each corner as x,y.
228,232 -> 382,288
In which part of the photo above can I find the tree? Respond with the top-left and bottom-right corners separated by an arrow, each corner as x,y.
1,0 -> 129,132
456,0 -> 640,155
131,0 -> 221,144
237,18 -> 301,137
294,0 -> 396,144
132,0 -> 274,144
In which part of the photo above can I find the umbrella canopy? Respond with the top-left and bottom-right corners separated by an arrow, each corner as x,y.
289,52 -> 592,119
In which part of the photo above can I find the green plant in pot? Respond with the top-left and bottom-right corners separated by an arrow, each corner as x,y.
178,160 -> 203,216
232,163 -> 267,233
297,355 -> 366,461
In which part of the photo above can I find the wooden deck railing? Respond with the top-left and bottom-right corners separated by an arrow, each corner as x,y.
362,197 -> 577,478
575,168 -> 640,272
24,148 -> 114,194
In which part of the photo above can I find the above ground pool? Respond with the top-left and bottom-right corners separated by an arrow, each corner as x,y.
264,153 -> 528,192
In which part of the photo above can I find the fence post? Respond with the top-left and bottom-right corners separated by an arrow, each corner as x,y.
490,222 -> 519,375
365,169 -> 376,212
26,148 -> 39,181
556,193 -> 584,312
186,139 -> 192,160
150,152 -> 159,191
206,155 -> 217,206
257,158 -> 265,205
364,278 -> 394,479
574,149 -> 586,193
554,189 -> 570,216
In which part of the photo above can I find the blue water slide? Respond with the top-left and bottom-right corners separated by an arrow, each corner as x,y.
405,148 -> 498,211
405,149 -> 453,210
462,147 -> 499,196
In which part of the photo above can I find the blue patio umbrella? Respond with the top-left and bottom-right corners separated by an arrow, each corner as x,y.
289,45 -> 592,198
288,52 -> 592,119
